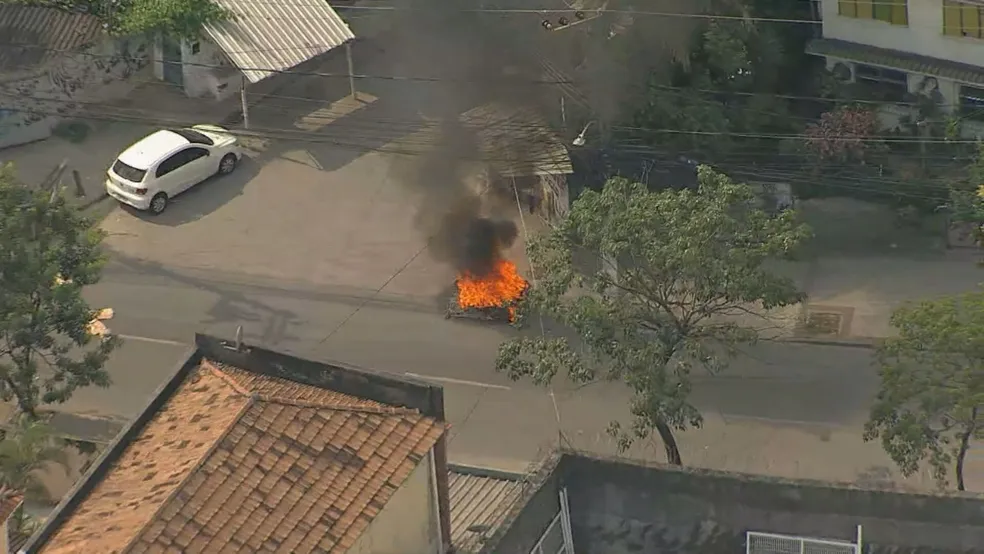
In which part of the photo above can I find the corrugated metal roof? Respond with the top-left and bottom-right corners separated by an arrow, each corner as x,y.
449,467 -> 527,554
0,5 -> 103,71
806,38 -> 984,86
460,102 -> 574,177
204,0 -> 355,84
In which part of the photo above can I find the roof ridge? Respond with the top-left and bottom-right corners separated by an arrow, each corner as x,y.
120,383 -> 255,554
200,361 -> 253,396
251,394 -> 425,416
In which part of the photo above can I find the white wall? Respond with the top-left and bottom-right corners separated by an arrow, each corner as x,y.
345,450 -> 442,554
180,38 -> 242,101
821,0 -> 984,67
151,36 -> 243,101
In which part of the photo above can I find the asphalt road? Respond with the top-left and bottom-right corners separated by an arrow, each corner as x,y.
75,254 -> 887,477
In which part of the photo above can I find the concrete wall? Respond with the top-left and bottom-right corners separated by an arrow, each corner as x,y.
558,454 -> 984,554
346,451 -> 441,554
151,36 -> 243,101
479,458 -> 562,554
0,36 -> 148,149
820,0 -> 984,67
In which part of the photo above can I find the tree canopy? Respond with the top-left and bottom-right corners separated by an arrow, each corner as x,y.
3,0 -> 233,38
496,167 -> 809,464
865,292 -> 984,491
0,165 -> 120,419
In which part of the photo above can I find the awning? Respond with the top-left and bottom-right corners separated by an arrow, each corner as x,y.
460,103 -> 574,178
806,38 -> 984,86
204,0 -> 355,84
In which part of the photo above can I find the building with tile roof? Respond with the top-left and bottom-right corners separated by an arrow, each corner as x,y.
20,334 -> 455,554
0,486 -> 25,554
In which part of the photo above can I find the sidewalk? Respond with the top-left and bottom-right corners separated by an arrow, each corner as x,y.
0,120 -> 154,206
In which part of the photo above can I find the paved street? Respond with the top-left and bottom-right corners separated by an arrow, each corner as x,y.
76,256 -> 968,491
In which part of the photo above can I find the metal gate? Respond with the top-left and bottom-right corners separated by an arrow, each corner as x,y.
747,527 -> 862,554
161,36 -> 183,87
529,487 -> 575,554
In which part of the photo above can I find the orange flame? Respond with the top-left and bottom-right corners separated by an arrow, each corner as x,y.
456,260 -> 528,320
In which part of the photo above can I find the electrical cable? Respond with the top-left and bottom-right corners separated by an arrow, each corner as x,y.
0,98 -> 965,204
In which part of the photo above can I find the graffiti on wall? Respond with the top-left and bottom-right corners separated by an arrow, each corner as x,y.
0,37 -> 149,121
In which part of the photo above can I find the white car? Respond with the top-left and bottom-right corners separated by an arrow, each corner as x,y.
106,125 -> 242,215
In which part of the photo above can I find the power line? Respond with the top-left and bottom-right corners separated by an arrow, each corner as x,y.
6,87 -> 978,145
0,98 -> 966,204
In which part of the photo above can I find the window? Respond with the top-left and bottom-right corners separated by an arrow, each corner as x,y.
184,147 -> 209,163
169,128 -> 214,146
112,159 -> 146,183
960,85 -> 984,120
944,0 -> 984,38
854,63 -> 909,102
838,0 -> 908,25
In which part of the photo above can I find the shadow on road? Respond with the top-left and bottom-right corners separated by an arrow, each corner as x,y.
106,251 -> 303,346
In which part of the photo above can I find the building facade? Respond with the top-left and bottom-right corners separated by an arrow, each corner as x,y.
808,0 -> 984,137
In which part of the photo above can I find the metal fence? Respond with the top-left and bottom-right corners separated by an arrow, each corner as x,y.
529,488 -> 575,554
746,529 -> 862,554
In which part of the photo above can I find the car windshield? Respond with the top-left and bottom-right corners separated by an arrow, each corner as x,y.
169,128 -> 214,146
112,159 -> 147,183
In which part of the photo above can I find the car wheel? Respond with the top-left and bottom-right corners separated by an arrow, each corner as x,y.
218,154 -> 237,175
149,193 -> 168,215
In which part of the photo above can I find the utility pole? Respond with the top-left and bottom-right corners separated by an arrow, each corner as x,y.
240,76 -> 250,130
345,42 -> 357,101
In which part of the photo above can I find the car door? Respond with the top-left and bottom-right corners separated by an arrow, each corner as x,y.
154,150 -> 189,195
176,147 -> 213,191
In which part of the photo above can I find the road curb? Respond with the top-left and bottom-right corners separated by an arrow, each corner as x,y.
779,336 -> 877,349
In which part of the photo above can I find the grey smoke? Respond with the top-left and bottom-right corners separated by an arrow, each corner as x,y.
376,3 -> 527,278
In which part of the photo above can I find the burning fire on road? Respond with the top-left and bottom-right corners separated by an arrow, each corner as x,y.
442,214 -> 529,323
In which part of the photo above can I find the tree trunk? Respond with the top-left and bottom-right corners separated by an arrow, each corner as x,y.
654,419 -> 683,465
956,407 -> 978,492
4,378 -> 37,420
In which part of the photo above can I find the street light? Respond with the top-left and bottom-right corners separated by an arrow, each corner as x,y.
572,121 -> 594,147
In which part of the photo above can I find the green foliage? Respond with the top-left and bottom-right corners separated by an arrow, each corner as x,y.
112,0 -> 234,39
632,3 -> 803,157
496,167 -> 809,464
0,165 -> 121,419
2,0 -> 233,38
0,416 -> 68,500
865,292 -> 984,491
948,143 -> 984,228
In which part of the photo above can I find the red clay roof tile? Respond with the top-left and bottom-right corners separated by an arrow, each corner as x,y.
39,360 -> 445,554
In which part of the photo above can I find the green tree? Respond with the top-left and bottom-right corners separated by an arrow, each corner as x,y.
632,2 -> 801,157
0,416 -> 68,500
2,0 -> 232,38
865,292 -> 984,491
496,167 -> 809,464
0,165 -> 121,419
112,0 -> 234,39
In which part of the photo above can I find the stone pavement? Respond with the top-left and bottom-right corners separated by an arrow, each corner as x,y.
750,250 -> 984,344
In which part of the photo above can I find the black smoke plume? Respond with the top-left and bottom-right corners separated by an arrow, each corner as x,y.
429,195 -> 518,278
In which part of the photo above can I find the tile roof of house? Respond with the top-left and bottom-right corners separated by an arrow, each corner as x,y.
0,5 -> 103,71
460,102 -> 573,177
0,486 -> 24,524
37,360 -> 446,554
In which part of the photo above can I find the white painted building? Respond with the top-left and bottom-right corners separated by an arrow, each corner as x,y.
151,0 -> 355,101
807,0 -> 984,136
